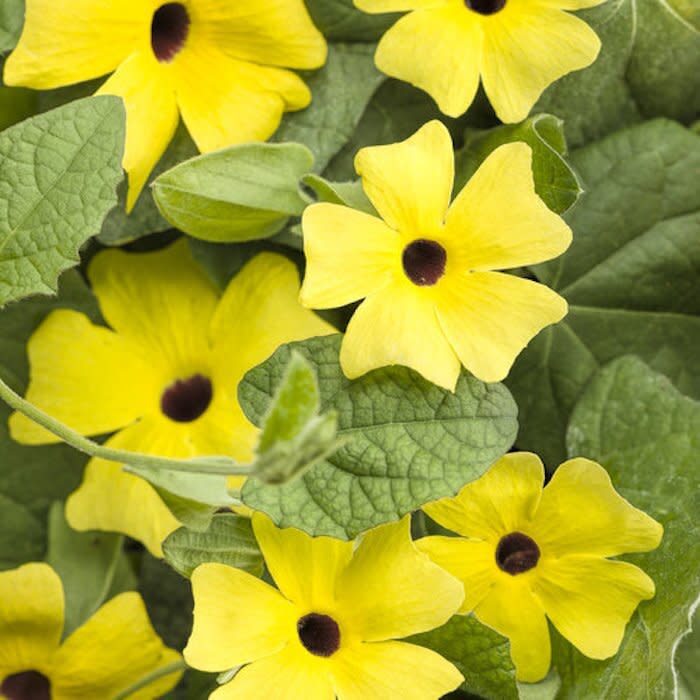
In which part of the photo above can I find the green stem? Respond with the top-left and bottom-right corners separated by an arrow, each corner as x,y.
0,376 -> 250,476
113,660 -> 187,700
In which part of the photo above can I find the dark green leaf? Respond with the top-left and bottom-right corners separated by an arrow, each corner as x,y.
535,0 -> 700,148
507,119 -> 700,467
455,114 -> 582,214
153,142 -> 313,243
408,615 -> 519,700
274,43 -> 385,172
163,514 -> 264,579
240,335 -> 518,538
560,357 -> 700,698
304,0 -> 399,42
0,95 -> 125,305
0,493 -> 43,570
46,502 -> 123,637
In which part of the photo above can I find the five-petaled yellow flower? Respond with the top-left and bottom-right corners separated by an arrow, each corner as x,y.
300,120 -> 571,390
355,0 -> 605,122
185,514 -> 465,699
418,452 -> 663,682
0,563 -> 181,699
3,0 -> 326,210
9,241 -> 334,556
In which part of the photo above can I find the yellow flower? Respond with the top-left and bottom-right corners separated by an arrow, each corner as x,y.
3,0 -> 326,210
300,120 -> 571,390
354,0 -> 604,122
185,514 -> 465,699
0,562 -> 181,699
418,452 -> 663,682
9,240 -> 335,556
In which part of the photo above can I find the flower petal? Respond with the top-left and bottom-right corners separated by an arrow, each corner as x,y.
436,271 -> 568,383
475,579 -> 551,683
337,518 -> 464,641
185,563 -> 297,671
0,563 -> 63,674
65,422 -> 183,557
87,240 -> 219,373
210,644 -> 334,700
252,514 -> 354,610
416,536 -> 496,613
126,648 -> 183,700
374,7 -> 482,118
173,42 -> 310,152
8,310 -> 155,445
445,143 -> 572,270
533,556 -> 656,660
331,640 -> 464,700
193,0 -> 326,69
481,6 -> 601,123
536,0 -> 607,8
340,280 -> 461,390
97,51 -> 179,211
354,120 -> 454,236
3,0 -> 148,89
356,0 -> 449,11
532,458 -> 663,558
50,592 -> 180,700
423,452 -> 544,542
300,204 -> 400,309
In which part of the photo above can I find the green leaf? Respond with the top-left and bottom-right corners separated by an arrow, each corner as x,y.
153,142 -> 313,243
676,608 -> 700,699
455,114 -> 582,215
302,174 -> 376,215
559,356 -> 700,698
304,0 -> 399,42
124,466 -> 237,532
239,334 -> 518,538
408,615 -> 518,700
274,43 -> 385,172
507,119 -> 700,467
0,0 -> 23,53
46,502 -> 123,637
162,513 -> 264,579
0,272 -> 97,568
535,0 -> 700,148
0,95 -> 125,306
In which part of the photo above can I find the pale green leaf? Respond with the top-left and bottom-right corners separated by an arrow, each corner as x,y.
153,142 -> 313,243
408,615 -> 519,700
559,356 -> 700,698
46,502 -> 123,637
507,119 -> 700,467
0,95 -> 125,306
239,334 -> 518,538
0,0 -> 23,53
162,514 -> 264,579
302,174 -> 376,215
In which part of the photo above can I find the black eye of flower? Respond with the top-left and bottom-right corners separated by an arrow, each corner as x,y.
496,532 -> 541,575
402,239 -> 447,286
0,671 -> 51,700
160,374 -> 213,422
464,0 -> 507,15
297,613 -> 341,657
151,3 -> 191,63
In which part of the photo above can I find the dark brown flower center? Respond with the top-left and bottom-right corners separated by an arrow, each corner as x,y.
496,532 -> 540,575
402,239 -> 447,286
297,613 -> 341,657
151,3 -> 190,63
1,671 -> 51,700
160,374 -> 213,422
465,0 -> 507,15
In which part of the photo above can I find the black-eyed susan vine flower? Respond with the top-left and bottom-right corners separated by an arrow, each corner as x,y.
3,0 -> 326,210
0,562 -> 181,699
9,241 -> 335,556
185,514 -> 465,699
354,0 -> 605,122
300,120 -> 571,390
418,452 -> 663,682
